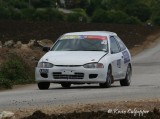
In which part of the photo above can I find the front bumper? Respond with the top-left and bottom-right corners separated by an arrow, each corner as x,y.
35,66 -> 107,83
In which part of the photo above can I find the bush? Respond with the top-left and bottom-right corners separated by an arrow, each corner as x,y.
125,3 -> 151,22
86,0 -> 101,16
44,8 -> 65,21
31,0 -> 56,8
107,10 -> 141,24
0,7 -> 10,20
9,8 -> 23,20
67,11 -> 88,22
0,6 -> 65,21
21,8 -> 36,20
8,0 -> 29,9
152,15 -> 160,26
92,9 -> 141,24
72,8 -> 86,13
91,8 -> 109,23
32,8 -> 65,21
125,16 -> 141,25
0,78 -> 12,89
107,10 -> 129,24
0,53 -> 34,86
1,59 -> 26,81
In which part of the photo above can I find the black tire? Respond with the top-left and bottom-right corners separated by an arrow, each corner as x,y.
120,65 -> 132,86
61,83 -> 71,88
37,82 -> 50,90
99,67 -> 112,88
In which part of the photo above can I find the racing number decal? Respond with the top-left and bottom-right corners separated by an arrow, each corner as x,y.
117,59 -> 121,68
122,50 -> 130,64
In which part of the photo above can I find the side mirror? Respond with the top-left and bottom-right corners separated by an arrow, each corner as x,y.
43,47 -> 50,52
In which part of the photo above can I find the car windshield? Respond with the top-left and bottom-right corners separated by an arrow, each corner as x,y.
51,35 -> 108,51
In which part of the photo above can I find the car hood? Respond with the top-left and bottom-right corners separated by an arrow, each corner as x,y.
39,51 -> 107,65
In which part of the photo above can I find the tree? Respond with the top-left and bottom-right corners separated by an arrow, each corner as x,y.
125,3 -> 151,22
67,10 -> 88,22
0,7 -> 10,19
102,0 -> 139,11
31,0 -> 55,8
107,10 -> 129,24
86,0 -> 102,16
92,8 -> 141,24
91,8 -> 109,23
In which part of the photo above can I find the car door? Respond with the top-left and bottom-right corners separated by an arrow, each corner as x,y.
110,36 -> 124,79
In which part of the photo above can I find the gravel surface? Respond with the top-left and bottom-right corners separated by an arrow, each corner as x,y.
0,28 -> 160,119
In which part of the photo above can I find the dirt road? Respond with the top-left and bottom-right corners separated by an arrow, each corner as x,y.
0,38 -> 160,111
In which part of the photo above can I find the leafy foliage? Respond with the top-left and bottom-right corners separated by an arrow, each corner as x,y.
67,12 -> 88,22
92,9 -> 141,24
30,0 -> 56,8
0,78 -> 12,89
152,14 -> 160,26
91,8 -> 109,23
125,3 -> 151,22
0,53 -> 34,89
0,0 -> 160,25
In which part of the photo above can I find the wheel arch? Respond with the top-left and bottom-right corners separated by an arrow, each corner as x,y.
108,64 -> 114,83
128,63 -> 132,75
108,64 -> 112,72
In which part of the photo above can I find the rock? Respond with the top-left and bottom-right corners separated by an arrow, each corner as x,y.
21,44 -> 30,50
0,111 -> 15,119
28,40 -> 36,47
19,40 -> 36,49
0,41 -> 2,48
14,41 -> 22,48
4,40 -> 15,48
37,39 -> 53,47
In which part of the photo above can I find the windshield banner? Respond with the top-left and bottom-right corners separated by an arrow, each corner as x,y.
61,35 -> 107,40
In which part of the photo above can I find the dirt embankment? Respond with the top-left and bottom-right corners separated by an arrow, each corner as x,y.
0,20 -> 160,49
16,100 -> 160,119
0,21 -> 160,69
22,109 -> 160,119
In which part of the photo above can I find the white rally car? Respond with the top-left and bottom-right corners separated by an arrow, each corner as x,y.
35,31 -> 132,89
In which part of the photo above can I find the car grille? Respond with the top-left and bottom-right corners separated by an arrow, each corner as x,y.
53,72 -> 84,79
55,65 -> 81,67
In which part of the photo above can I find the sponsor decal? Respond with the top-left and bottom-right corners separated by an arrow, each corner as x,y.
101,40 -> 107,44
61,35 -> 80,39
122,50 -> 130,63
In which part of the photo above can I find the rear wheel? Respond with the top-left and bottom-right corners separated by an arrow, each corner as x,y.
99,67 -> 112,88
120,65 -> 132,86
38,82 -> 50,90
61,83 -> 71,88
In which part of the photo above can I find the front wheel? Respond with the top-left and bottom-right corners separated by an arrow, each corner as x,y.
120,65 -> 132,86
37,82 -> 50,90
99,67 -> 112,88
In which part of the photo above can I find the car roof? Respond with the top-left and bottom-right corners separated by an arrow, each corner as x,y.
64,31 -> 117,36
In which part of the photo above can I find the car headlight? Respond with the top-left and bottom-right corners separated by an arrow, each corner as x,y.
37,62 -> 54,68
83,63 -> 104,68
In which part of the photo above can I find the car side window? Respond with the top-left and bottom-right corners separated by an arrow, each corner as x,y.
110,36 -> 121,54
115,36 -> 126,51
